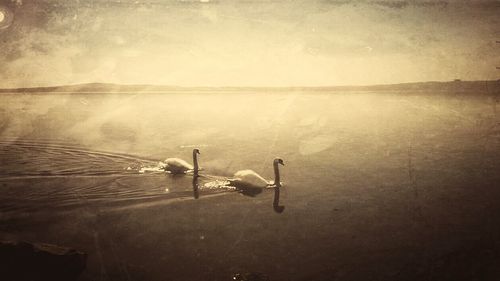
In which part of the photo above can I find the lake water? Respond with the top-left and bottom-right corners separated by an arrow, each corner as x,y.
0,90 -> 499,280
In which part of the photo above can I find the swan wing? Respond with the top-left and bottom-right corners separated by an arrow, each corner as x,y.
164,158 -> 193,168
163,158 -> 193,173
233,170 -> 270,187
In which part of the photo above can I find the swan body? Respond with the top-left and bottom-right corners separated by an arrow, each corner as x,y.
161,149 -> 200,175
230,158 -> 284,188
232,170 -> 272,187
162,158 -> 193,174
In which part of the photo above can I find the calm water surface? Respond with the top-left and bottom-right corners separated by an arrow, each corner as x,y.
0,91 -> 499,281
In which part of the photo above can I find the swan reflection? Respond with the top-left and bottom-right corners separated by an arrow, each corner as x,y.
233,183 -> 263,197
192,175 -> 199,199
200,176 -> 284,212
273,186 -> 285,213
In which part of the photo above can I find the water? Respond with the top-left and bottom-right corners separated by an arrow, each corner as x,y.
0,90 -> 499,280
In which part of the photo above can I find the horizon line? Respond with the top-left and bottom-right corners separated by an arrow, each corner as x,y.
2,79 -> 498,91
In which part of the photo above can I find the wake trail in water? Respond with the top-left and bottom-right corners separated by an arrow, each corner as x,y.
0,139 -> 240,215
0,139 -> 156,178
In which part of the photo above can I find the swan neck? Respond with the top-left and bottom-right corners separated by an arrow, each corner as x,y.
273,162 -> 281,186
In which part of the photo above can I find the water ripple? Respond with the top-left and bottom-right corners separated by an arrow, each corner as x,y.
0,139 -> 155,177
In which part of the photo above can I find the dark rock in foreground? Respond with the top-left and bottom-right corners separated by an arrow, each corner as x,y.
233,272 -> 270,281
0,240 -> 86,281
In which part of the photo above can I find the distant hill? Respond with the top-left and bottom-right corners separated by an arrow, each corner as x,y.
0,83 -> 183,93
0,81 -> 499,94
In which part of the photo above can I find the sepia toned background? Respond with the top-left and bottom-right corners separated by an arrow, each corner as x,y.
0,1 -> 500,281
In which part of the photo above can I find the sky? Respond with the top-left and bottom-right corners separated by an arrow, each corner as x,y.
0,0 -> 499,88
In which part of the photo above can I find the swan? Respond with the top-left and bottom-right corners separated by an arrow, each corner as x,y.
161,148 -> 200,175
230,158 -> 284,188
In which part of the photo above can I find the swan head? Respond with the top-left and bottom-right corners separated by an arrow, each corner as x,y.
193,148 -> 200,155
274,158 -> 284,166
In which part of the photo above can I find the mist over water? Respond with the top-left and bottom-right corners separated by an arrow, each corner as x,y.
0,90 -> 499,280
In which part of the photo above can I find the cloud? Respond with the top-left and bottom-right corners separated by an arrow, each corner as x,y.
0,0 -> 499,87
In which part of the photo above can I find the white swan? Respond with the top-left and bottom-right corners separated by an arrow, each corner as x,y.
230,158 -> 284,188
161,148 -> 200,175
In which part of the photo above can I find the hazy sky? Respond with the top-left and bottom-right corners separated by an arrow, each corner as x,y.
0,0 -> 499,87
